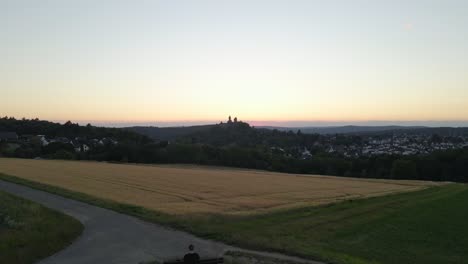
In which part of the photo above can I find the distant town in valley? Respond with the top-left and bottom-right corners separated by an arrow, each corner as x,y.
2,116 -> 468,159
126,116 -> 468,159
1,116 -> 468,183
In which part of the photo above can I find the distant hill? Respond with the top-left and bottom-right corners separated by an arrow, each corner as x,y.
127,121 -> 318,148
386,127 -> 468,137
124,125 -> 215,141
128,124 -> 410,141
126,124 -> 468,141
258,125 -> 426,135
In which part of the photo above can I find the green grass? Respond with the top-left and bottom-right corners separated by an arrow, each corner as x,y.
0,190 -> 83,264
188,184 -> 468,264
1,173 -> 467,264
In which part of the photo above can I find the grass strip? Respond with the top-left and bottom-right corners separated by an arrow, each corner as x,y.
0,190 -> 83,264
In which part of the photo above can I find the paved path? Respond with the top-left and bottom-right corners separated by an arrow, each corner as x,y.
0,180 -> 323,264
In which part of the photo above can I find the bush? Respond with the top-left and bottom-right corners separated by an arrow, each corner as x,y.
48,150 -> 75,160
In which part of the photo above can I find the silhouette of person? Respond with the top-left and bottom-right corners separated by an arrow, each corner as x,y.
183,244 -> 200,264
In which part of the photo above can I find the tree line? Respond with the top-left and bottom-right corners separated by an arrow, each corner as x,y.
1,117 -> 467,182
81,142 -> 468,182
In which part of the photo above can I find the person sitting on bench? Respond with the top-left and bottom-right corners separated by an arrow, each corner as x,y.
183,244 -> 200,264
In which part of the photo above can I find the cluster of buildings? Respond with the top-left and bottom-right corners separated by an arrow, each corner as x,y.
3,128 -> 468,160
0,131 -> 118,153
270,146 -> 313,160
269,134 -> 468,159
327,134 -> 468,157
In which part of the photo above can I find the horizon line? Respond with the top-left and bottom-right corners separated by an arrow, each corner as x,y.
4,116 -> 468,128
59,120 -> 468,128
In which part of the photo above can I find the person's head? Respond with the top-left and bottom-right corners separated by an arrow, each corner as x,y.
188,244 -> 194,251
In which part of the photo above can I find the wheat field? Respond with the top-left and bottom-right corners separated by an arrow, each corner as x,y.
0,158 -> 438,215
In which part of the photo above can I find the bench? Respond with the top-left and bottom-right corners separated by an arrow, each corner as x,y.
163,257 -> 224,264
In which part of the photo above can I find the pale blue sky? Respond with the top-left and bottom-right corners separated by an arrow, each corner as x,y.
1,0 -> 467,126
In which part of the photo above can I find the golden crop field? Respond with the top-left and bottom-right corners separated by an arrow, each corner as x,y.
0,158 -> 438,215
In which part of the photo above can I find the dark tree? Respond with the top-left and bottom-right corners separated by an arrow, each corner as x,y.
391,159 -> 418,179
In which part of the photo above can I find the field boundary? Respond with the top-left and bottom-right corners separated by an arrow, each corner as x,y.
0,173 -> 325,263
0,172 -> 442,264
0,158 -> 436,215
0,173 -> 183,228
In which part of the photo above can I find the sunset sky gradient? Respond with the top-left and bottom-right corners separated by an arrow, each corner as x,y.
1,0 -> 467,126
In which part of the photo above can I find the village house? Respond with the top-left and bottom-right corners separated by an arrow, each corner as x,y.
37,135 -> 49,146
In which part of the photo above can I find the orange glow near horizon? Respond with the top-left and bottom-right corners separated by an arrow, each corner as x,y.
1,1 -> 468,126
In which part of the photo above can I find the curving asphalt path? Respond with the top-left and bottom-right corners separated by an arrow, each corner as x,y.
0,180 -> 323,264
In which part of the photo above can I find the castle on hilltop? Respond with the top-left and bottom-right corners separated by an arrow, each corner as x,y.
227,115 -> 238,124
220,115 -> 249,128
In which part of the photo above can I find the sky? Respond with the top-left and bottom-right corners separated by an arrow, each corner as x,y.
1,0 -> 468,127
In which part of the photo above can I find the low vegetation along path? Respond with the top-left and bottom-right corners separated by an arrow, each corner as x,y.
0,180 -> 322,264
